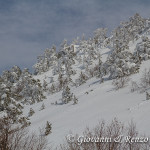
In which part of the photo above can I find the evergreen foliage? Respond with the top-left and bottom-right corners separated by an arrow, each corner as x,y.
28,108 -> 35,117
0,66 -> 45,125
40,103 -> 45,110
45,121 -> 52,136
1,13 -> 150,127
62,86 -> 73,104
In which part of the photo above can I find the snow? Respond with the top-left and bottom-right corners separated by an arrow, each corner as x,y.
22,58 -> 150,149
20,28 -> 150,149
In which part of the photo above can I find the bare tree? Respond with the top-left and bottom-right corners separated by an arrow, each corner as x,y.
0,117 -> 50,150
112,76 -> 130,90
60,118 -> 150,150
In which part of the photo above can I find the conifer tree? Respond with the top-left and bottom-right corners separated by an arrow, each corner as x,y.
49,84 -> 56,94
73,95 -> 78,104
96,53 -> 104,83
78,72 -> 88,85
43,80 -> 48,92
57,73 -> 64,91
62,86 -> 73,104
94,28 -> 107,48
146,92 -> 150,100
45,121 -> 52,136
40,103 -> 45,110
28,108 -> 35,117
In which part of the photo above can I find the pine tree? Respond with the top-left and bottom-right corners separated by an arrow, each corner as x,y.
19,71 -> 45,104
73,95 -> 78,104
49,84 -> 55,94
40,103 -> 45,110
18,117 -> 31,127
11,65 -> 22,82
49,76 -> 54,83
28,108 -> 35,117
43,80 -> 48,92
146,92 -> 150,100
134,36 -> 150,62
96,53 -> 104,83
33,45 -> 57,74
94,28 -> 107,48
62,86 -> 73,104
78,72 -> 88,85
45,121 -> 52,136
104,23 -> 139,79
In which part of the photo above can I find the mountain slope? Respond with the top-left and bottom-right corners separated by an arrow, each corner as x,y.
1,14 -> 150,149
26,52 -> 150,149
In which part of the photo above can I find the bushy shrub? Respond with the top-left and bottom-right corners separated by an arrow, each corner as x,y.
60,118 -> 150,150
112,76 -> 130,90
0,117 -> 49,150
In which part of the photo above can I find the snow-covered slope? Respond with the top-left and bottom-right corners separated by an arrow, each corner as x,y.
1,14 -> 149,149
24,50 -> 150,149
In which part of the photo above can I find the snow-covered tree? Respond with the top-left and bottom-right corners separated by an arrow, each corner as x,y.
62,86 -> 73,104
0,77 -> 23,123
28,108 -> 35,117
94,28 -> 107,48
33,45 -> 57,74
73,95 -> 78,104
43,80 -> 48,92
134,36 -> 150,62
10,65 -> 22,82
40,103 -> 45,110
61,86 -> 78,104
49,84 -> 56,94
18,69 -> 45,104
57,73 -> 65,91
120,13 -> 147,42
78,72 -> 88,85
104,22 -> 140,79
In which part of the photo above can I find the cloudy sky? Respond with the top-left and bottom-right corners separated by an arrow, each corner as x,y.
0,0 -> 150,74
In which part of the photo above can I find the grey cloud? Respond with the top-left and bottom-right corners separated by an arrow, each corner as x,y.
0,0 -> 150,73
